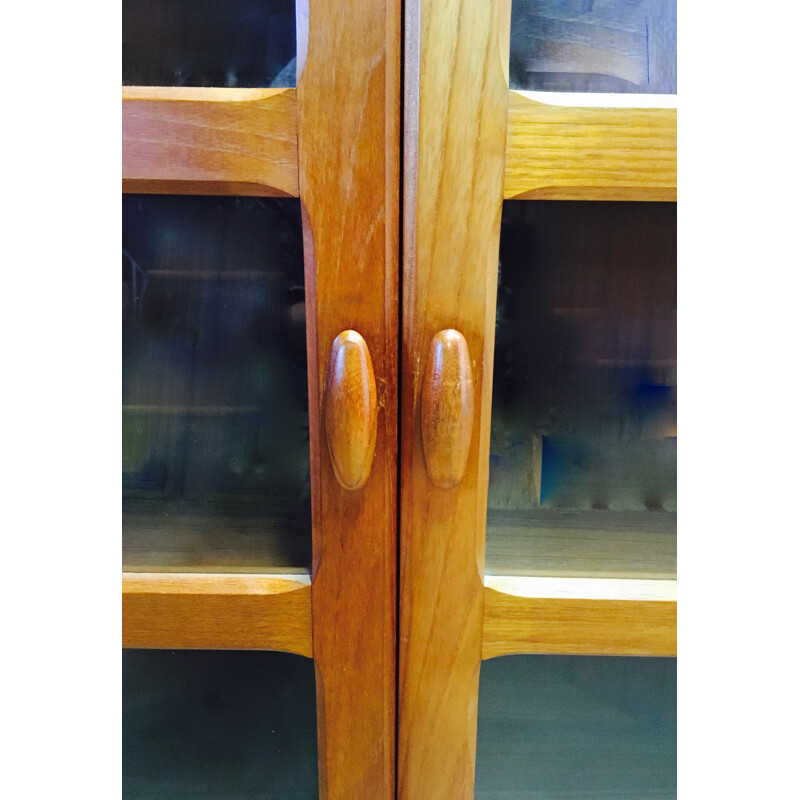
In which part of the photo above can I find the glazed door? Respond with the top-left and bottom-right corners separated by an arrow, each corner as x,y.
399,1 -> 677,798
123,2 -> 677,797
122,2 -> 399,799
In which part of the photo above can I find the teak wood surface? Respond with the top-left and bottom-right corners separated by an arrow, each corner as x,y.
122,573 -> 312,655
482,585 -> 677,659
504,90 -> 677,201
122,86 -> 299,196
296,1 -> 399,799
324,331 -> 379,491
399,1 -> 512,799
420,330 -> 475,489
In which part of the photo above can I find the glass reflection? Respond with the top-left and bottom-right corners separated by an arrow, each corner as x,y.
122,196 -> 310,572
510,0 -> 677,94
123,0 -> 297,87
487,202 -> 676,577
123,650 -> 318,799
476,655 -> 676,799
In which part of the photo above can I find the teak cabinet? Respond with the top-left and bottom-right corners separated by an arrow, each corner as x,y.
122,1 -> 677,799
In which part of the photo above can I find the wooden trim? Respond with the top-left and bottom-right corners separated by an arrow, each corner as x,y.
295,0 -> 400,797
504,90 -> 677,201
483,584 -> 676,659
399,2 -> 512,799
122,573 -> 312,656
122,87 -> 298,196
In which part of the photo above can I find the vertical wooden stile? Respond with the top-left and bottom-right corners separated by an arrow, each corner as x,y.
399,1 -> 512,799
295,1 -> 400,798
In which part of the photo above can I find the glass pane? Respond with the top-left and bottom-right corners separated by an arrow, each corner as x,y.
122,195 -> 311,572
510,0 -> 677,94
476,655 -> 676,799
487,202 -> 676,578
123,0 -> 297,88
123,650 -> 318,799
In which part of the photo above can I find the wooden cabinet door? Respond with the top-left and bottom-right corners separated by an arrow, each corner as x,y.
122,2 -> 399,799
123,2 -> 676,797
399,1 -> 677,798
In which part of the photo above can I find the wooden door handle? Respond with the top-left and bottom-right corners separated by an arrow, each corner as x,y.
421,330 -> 474,488
324,330 -> 378,490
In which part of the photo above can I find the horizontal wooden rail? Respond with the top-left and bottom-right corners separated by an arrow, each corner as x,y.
483,578 -> 676,658
122,87 -> 299,196
504,90 -> 676,201
123,572 -> 312,655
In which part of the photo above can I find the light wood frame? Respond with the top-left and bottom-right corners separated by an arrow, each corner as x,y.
399,1 -> 677,799
121,2 -> 399,798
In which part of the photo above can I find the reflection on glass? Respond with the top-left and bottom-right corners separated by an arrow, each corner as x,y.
122,196 -> 310,572
487,202 -> 676,578
123,0 -> 297,87
510,0 -> 677,94
123,650 -> 318,799
476,655 -> 676,799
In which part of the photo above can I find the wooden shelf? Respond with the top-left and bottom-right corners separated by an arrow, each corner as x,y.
123,498 -> 311,573
483,509 -> 675,657
486,508 -> 676,579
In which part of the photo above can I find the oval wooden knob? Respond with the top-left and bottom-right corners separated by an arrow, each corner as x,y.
421,330 -> 474,489
324,330 -> 378,490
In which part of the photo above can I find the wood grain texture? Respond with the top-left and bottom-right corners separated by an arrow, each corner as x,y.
399,1 -> 511,799
324,331 -> 378,490
504,90 -> 676,200
122,572 -> 312,655
485,509 -> 676,579
122,87 -> 298,196
296,0 -> 399,797
421,330 -> 475,488
122,499 -> 310,573
483,585 -> 676,658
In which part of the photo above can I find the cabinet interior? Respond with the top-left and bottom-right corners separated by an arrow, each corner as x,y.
487,201 -> 676,580
123,649 -> 318,799
509,0 -> 677,94
476,654 -> 676,800
122,0 -> 297,87
122,195 -> 311,573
